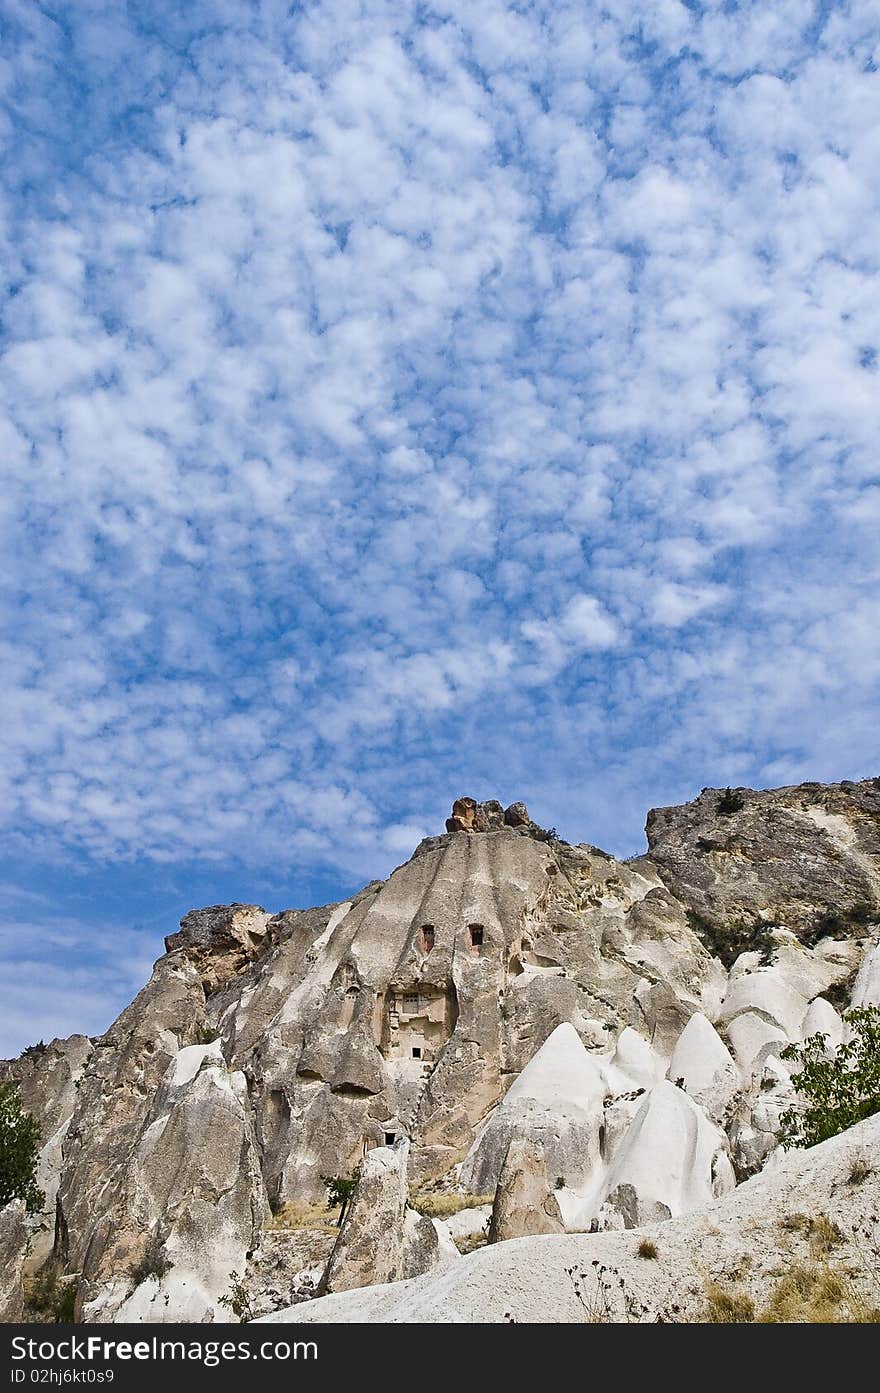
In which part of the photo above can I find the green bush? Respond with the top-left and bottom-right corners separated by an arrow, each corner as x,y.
0,1081 -> 44,1213
716,787 -> 745,816
780,1006 -> 880,1149
218,1272 -> 253,1323
686,909 -> 775,970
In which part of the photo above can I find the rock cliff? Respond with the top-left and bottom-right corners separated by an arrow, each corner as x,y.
1,777 -> 878,1322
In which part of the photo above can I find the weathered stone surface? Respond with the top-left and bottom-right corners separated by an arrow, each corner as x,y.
29,773 -> 880,1321
80,1042 -> 264,1323
852,939 -> 880,1007
594,1081 -> 735,1229
0,1035 -> 92,1270
666,1013 -> 739,1123
0,1201 -> 28,1322
646,778 -> 880,937
318,1139 -> 451,1295
55,955 -> 208,1282
245,1230 -> 337,1318
459,1023 -> 605,1195
263,1111 -> 880,1324
164,904 -> 271,994
488,1135 -> 565,1242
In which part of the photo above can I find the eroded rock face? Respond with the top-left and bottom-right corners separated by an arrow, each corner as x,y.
165,904 -> 271,994
80,1042 -> 264,1323
488,1135 -> 565,1242
24,774 -> 880,1320
0,1035 -> 92,1269
55,955 -> 208,1281
646,778 -> 880,937
262,1111 -> 880,1325
318,1139 -> 451,1295
460,1023 -> 606,1195
0,1202 -> 28,1321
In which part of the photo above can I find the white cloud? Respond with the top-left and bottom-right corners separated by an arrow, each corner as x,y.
1,1 -> 879,1051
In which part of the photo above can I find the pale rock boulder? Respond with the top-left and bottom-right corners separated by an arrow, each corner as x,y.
595,1080 -> 735,1229
800,997 -> 844,1050
720,966 -> 808,1041
852,940 -> 880,1008
666,1013 -> 739,1122
0,1201 -> 28,1322
436,1205 -> 492,1246
318,1139 -> 454,1296
403,1210 -> 459,1277
458,1023 -> 606,1195
81,1043 -> 264,1323
488,1134 -> 565,1243
603,1026 -> 664,1093
725,1011 -> 788,1078
759,937 -> 858,1004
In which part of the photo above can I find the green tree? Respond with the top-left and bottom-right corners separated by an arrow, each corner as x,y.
0,1081 -> 45,1212
321,1171 -> 359,1226
780,1006 -> 880,1149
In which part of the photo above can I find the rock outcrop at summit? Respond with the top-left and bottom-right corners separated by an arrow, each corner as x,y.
2,777 -> 879,1322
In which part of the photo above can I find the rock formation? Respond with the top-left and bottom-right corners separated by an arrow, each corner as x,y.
0,1201 -> 29,1322
318,1138 -> 453,1295
261,1110 -> 880,1324
1,777 -> 878,1322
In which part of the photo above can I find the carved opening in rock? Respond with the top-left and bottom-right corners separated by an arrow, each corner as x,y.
265,1088 -> 289,1119
338,985 -> 360,1031
420,925 -> 435,954
384,1132 -> 396,1145
381,985 -> 457,1060
469,923 -> 484,949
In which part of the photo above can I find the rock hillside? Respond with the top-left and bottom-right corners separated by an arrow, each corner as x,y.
1,776 -> 878,1322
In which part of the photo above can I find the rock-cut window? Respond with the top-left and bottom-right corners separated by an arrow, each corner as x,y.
469,924 -> 484,947
420,925 -> 435,953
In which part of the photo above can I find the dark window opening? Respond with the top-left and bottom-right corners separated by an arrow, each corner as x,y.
384,1132 -> 396,1145
412,1047 -> 421,1059
469,924 -> 484,947
420,925 -> 435,953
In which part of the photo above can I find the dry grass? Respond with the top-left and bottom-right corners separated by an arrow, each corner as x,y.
637,1238 -> 658,1260
408,1190 -> 493,1218
777,1211 -> 843,1256
453,1232 -> 489,1255
265,1200 -> 341,1233
703,1280 -> 756,1323
704,1261 -> 880,1324
847,1152 -> 873,1185
760,1263 -> 880,1323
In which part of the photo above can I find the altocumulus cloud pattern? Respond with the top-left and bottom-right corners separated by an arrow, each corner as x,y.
1,1 -> 879,1052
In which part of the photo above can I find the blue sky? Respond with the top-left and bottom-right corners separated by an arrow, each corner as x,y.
2,0 -> 879,1056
